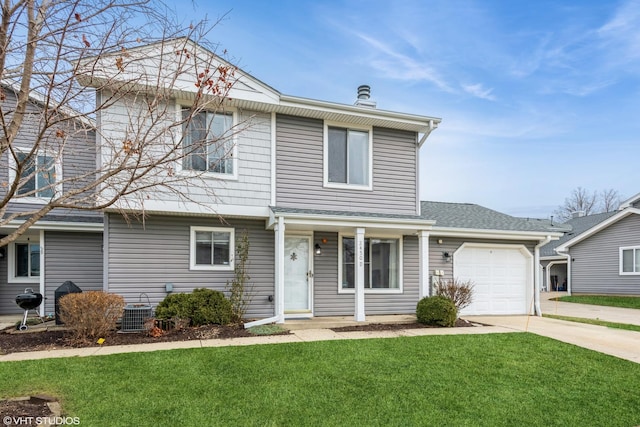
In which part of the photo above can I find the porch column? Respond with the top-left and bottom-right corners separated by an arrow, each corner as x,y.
418,230 -> 430,299
354,227 -> 366,322
274,216 -> 285,323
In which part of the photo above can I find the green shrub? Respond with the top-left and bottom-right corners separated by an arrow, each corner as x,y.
155,288 -> 233,326
59,291 -> 125,343
416,295 -> 457,327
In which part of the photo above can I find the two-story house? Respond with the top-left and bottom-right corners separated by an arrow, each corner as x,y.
0,83 -> 104,315
79,38 -> 560,323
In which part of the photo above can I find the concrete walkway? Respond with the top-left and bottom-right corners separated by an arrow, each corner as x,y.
1,295 -> 639,363
541,291 -> 640,326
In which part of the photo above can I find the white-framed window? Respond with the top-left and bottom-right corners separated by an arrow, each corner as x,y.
182,109 -> 236,178
189,226 -> 234,270
338,235 -> 402,293
324,122 -> 372,190
8,237 -> 41,283
620,246 -> 640,274
8,148 -> 62,201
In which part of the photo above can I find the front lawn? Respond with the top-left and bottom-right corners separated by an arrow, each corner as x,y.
0,333 -> 639,426
556,295 -> 640,309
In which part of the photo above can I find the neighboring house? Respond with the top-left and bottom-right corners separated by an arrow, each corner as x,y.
550,193 -> 640,296
75,37 -> 561,323
0,84 -> 104,315
540,211 -> 615,293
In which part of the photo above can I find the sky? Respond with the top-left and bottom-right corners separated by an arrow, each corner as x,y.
163,0 -> 640,218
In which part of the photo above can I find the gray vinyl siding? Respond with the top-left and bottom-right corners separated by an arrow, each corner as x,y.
43,231 -> 104,314
0,235 -> 24,315
276,114 -> 419,215
106,214 -> 275,319
0,88 -> 100,220
571,214 -> 640,295
313,233 -> 419,316
429,237 -> 537,284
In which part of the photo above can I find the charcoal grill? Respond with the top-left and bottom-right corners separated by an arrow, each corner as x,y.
15,288 -> 44,331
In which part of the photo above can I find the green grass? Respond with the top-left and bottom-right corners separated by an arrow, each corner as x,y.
543,314 -> 640,332
1,334 -> 639,426
247,324 -> 287,335
555,295 -> 640,309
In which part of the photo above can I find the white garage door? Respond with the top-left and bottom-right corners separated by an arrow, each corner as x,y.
454,245 -> 531,315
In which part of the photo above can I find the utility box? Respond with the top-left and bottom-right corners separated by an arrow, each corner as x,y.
54,281 -> 83,325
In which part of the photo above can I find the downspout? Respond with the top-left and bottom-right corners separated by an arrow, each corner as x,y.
533,236 -> 552,316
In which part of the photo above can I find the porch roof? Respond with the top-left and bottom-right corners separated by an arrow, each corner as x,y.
268,206 -> 434,233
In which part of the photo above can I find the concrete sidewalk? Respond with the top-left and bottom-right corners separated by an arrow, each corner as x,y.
0,323 -> 516,362
541,291 -> 640,326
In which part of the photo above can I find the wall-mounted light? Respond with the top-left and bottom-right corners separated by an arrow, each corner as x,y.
315,244 -> 322,256
0,246 -> 5,259
442,251 -> 451,262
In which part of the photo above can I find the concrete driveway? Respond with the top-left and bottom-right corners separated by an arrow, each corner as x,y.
469,292 -> 640,364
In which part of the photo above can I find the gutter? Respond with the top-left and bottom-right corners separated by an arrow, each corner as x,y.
534,235 -> 553,316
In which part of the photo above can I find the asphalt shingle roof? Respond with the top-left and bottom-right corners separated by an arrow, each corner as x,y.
540,211 -> 618,257
420,201 -> 562,233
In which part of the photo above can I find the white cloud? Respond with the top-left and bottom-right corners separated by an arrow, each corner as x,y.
461,83 -> 496,101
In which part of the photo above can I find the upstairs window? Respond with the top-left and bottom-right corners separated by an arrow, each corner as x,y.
182,110 -> 235,176
14,151 -> 58,198
620,246 -> 640,274
326,125 -> 371,188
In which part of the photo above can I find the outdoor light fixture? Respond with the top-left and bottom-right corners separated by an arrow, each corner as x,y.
315,244 -> 322,256
0,246 -> 5,259
442,251 -> 451,262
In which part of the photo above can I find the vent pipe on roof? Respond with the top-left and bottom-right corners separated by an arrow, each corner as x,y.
355,85 -> 376,108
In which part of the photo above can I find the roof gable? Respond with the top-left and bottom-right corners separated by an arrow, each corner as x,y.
555,208 -> 640,252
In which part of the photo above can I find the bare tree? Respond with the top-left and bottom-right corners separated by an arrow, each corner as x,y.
600,188 -> 622,213
553,187 -> 621,222
0,0 -> 246,247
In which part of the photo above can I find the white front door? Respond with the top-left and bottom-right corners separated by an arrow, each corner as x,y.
284,236 -> 312,314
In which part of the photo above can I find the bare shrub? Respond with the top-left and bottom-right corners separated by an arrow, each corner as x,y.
59,291 -> 125,344
434,278 -> 474,315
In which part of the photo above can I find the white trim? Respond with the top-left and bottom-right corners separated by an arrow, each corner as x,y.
354,228 -> 366,322
619,192 -> 640,209
556,208 -> 640,252
270,111 -> 276,207
7,232 -> 41,284
7,146 -> 63,201
418,230 -> 430,299
39,230 -> 45,317
454,242 -> 534,315
283,233 -> 314,316
545,260 -> 567,292
337,232 -> 404,295
189,226 -> 234,271
269,212 -> 434,231
274,217 -> 285,323
106,199 -> 270,218
1,220 -> 103,232
432,227 -> 563,241
323,121 -> 373,191
619,246 -> 640,275
175,102 -> 239,181
534,236 -> 552,316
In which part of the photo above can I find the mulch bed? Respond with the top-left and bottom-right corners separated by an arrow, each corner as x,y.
0,322 -> 260,355
0,318 -> 479,355
331,318 -> 477,332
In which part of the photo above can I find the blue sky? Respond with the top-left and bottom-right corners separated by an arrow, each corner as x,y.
166,0 -> 640,218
